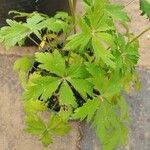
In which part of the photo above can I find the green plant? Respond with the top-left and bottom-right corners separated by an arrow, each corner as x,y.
0,0 -> 150,149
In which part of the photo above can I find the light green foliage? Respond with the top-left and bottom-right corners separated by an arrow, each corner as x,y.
59,81 -> 77,107
73,98 -> 100,122
140,0 -> 150,19
13,56 -> 32,89
64,0 -> 129,68
105,4 -> 130,22
0,0 -> 143,149
25,114 -> 70,147
23,100 -> 48,115
91,100 -> 128,150
14,56 -> 32,72
0,11 -> 69,48
24,50 -> 93,107
23,76 -> 61,101
35,50 -> 65,77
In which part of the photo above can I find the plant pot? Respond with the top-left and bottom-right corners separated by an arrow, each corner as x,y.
37,0 -> 70,17
0,0 -> 71,27
0,0 -> 35,27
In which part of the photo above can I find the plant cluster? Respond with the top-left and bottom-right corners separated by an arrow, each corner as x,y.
0,0 -> 150,149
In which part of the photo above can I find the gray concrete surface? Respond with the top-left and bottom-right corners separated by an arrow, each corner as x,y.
0,0 -> 150,150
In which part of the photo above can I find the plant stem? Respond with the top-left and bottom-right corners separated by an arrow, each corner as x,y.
129,27 -> 150,44
68,0 -> 76,33
28,36 -> 40,47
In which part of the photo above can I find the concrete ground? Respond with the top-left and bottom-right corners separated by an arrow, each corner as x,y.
0,0 -> 150,150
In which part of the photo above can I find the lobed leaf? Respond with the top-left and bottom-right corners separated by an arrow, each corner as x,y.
35,50 -> 65,77
23,76 -> 61,101
59,81 -> 77,108
105,4 -> 130,22
140,0 -> 150,19
73,98 -> 100,122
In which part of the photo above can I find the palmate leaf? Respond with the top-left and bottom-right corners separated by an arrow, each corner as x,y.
73,97 -> 128,150
48,114 -> 70,136
59,106 -> 73,122
73,98 -> 100,122
89,0 -> 107,27
68,78 -> 93,98
59,81 -> 77,108
23,76 -> 61,101
25,115 -> 46,136
24,100 -> 48,115
86,63 -> 121,99
92,100 -> 128,150
0,12 -> 68,48
140,0 -> 150,19
25,114 -> 70,147
0,13 -> 46,48
64,16 -> 91,52
65,30 -> 116,68
26,50 -> 93,108
105,4 -> 130,22
65,1 -> 117,68
41,130 -> 52,147
66,63 -> 90,79
0,20 -> 30,48
35,50 -> 65,77
92,36 -> 115,68
64,32 -> 91,52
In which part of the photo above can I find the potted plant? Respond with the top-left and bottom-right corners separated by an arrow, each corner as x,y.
0,0 -> 150,149
0,0 -> 71,27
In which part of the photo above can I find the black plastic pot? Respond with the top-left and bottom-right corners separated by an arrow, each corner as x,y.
37,0 -> 70,16
0,0 -> 70,27
0,0 -> 35,27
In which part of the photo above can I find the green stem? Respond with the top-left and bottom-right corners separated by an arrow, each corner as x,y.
68,0 -> 76,33
28,36 -> 40,47
129,27 -> 150,44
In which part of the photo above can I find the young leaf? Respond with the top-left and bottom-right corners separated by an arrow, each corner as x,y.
92,100 -> 128,150
59,81 -> 77,108
67,63 -> 90,79
14,56 -> 32,72
0,20 -> 30,48
48,114 -> 70,136
24,115 -> 46,136
105,4 -> 130,22
140,0 -> 150,19
92,36 -> 115,68
24,100 -> 47,115
68,78 -> 93,98
73,98 -> 100,122
35,50 -> 65,77
23,76 -> 61,101
117,97 -> 128,121
64,33 -> 91,52
59,106 -> 73,122
41,130 -> 52,147
13,56 -> 33,89
54,12 -> 70,21
92,0 -> 106,27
